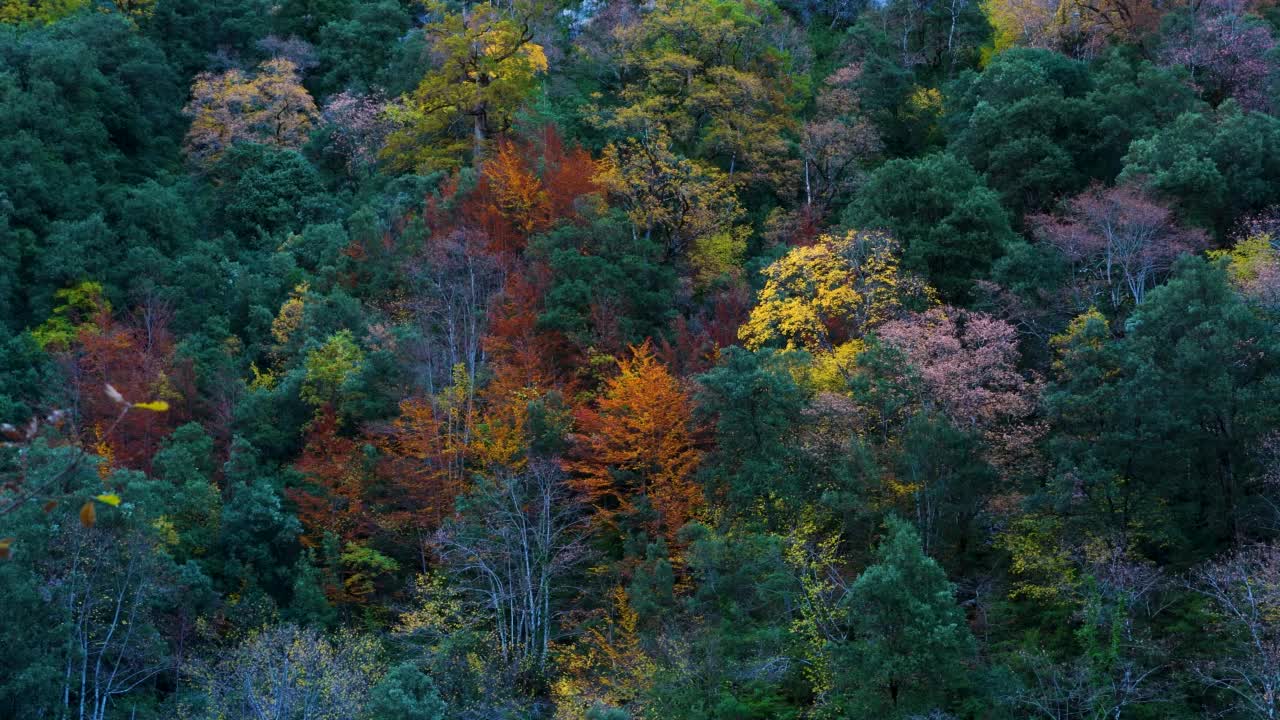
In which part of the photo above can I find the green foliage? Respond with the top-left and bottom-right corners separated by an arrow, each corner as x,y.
1120,101 -> 1280,234
533,210 -> 677,349
315,0 -> 410,95
366,662 -> 447,720
843,153 -> 1014,302
1046,259 -> 1280,560
696,347 -> 808,518
830,516 -> 975,717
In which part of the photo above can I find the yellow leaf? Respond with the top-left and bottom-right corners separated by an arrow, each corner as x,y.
79,502 -> 96,528
0,537 -> 12,560
132,400 -> 170,412
95,493 -> 122,507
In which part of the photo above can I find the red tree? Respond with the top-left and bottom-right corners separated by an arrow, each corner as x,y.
289,408 -> 373,548
69,302 -> 191,476
1160,0 -> 1276,111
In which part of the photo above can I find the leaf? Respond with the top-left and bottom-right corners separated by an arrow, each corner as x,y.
42,500 -> 58,513
94,493 -> 122,507
79,501 -> 96,528
105,384 -> 126,405
0,537 -> 11,560
131,400 -> 170,412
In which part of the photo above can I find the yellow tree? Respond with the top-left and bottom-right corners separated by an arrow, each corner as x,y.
595,127 -> 747,261
385,1 -> 548,172
182,59 -> 319,165
0,0 -> 86,23
569,342 -> 702,539
739,229 -> 935,355
600,0 -> 803,190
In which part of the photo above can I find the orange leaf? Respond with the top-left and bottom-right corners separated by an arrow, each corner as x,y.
79,501 -> 96,528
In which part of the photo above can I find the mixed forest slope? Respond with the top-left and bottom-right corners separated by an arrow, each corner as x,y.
1,0 -> 1280,717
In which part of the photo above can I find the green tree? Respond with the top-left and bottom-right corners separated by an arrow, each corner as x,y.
366,663 -> 447,720
695,347 -> 808,518
1120,101 -> 1280,234
1046,259 -> 1280,559
532,210 -> 676,352
830,516 -> 975,717
315,0 -> 410,94
842,153 -> 1014,302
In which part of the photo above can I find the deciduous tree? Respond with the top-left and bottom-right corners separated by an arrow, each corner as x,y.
183,59 -> 319,165
385,1 -> 548,171
569,342 -> 702,539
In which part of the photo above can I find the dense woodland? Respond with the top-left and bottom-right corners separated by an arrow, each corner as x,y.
1,0 -> 1279,717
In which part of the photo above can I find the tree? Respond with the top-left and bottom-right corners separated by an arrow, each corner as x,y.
1031,181 -> 1209,310
600,0 -> 803,190
195,624 -> 380,719
385,1 -> 547,171
374,391 -> 471,556
569,342 -> 702,539
300,329 -> 366,410
482,138 -> 551,239
981,0 -> 1159,56
320,90 -> 394,177
435,461 -> 590,677
1192,545 -> 1280,719
830,517 -> 975,716
843,153 -> 1015,301
1046,259 -> 1280,558
366,663 -> 447,720
533,211 -> 676,355
876,307 -> 1041,481
182,58 -> 319,165
289,407 -> 373,543
739,230 -> 934,355
695,347 -> 808,516
1120,102 -> 1280,234
315,0 -> 412,94
1214,226 -> 1280,312
406,227 -> 503,395
945,49 -> 1098,215
0,0 -> 86,24
1159,0 -> 1276,111
801,63 -> 882,212
57,300 -> 189,476
595,127 -> 748,262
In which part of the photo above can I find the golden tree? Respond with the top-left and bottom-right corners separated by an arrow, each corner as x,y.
739,229 -> 935,354
182,59 -> 319,165
569,342 -> 702,539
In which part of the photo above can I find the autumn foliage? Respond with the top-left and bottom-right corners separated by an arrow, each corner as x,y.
569,342 -> 702,539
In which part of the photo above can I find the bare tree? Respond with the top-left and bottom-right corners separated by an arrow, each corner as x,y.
1032,182 -> 1208,310
1004,542 -> 1171,719
44,525 -> 173,720
1191,544 -> 1280,719
408,228 -> 503,398
194,624 -> 379,720
434,461 -> 590,676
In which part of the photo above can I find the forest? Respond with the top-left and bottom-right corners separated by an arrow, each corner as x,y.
0,0 -> 1279,716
